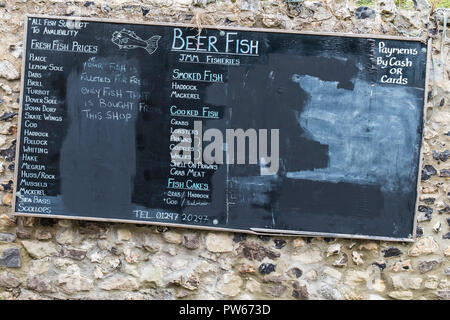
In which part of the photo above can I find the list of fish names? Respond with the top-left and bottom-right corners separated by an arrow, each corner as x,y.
163,45 -> 228,224
17,17 -> 100,215
17,18 -> 261,224
17,18 -> 69,214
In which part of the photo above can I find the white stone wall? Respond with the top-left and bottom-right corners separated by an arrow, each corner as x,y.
0,0 -> 448,300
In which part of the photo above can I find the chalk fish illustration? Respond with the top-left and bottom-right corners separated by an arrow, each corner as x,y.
111,29 -> 161,55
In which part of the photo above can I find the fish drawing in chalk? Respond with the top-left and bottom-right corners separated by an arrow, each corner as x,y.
111,29 -> 161,55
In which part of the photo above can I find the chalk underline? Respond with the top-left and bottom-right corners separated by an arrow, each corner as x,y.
171,49 -> 258,57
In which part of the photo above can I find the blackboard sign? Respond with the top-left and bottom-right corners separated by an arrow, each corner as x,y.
13,15 -> 429,241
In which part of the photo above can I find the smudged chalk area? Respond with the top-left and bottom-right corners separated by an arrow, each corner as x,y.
226,42 -> 424,238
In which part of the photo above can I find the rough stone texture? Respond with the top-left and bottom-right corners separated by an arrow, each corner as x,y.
117,228 -> 131,242
407,237 -> 440,256
140,265 -> 164,287
0,270 -> 21,288
292,246 -> 323,264
26,275 -> 53,293
388,290 -> 414,300
0,232 -> 15,242
0,0 -> 448,300
99,274 -> 139,291
59,247 -> 87,261
205,233 -> 233,252
355,6 -> 376,19
0,247 -> 20,267
218,273 -> 243,297
162,231 -> 182,244
418,260 -> 441,273
237,241 -> 280,261
58,271 -> 94,293
383,247 -> 403,258
182,233 -> 200,249
391,259 -> 413,272
0,60 -> 19,80
21,240 -> 58,259
325,242 -> 339,255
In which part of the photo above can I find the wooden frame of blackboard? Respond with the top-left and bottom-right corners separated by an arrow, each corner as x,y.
12,14 -> 431,242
